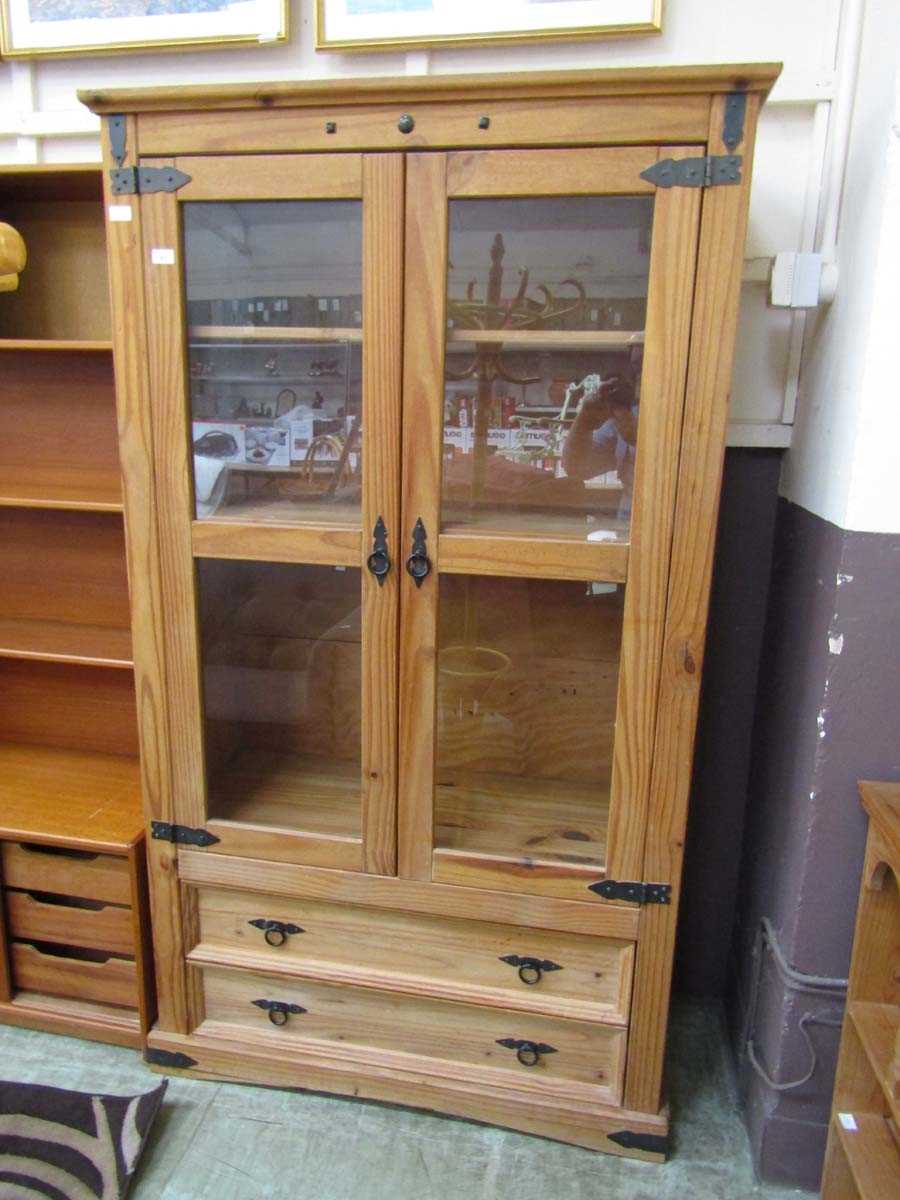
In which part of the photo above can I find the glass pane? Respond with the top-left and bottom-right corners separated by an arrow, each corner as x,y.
184,201 -> 363,526
198,559 -> 362,839
434,575 -> 622,874
443,197 -> 653,541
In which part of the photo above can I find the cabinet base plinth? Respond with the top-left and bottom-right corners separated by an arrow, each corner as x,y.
145,1027 -> 669,1161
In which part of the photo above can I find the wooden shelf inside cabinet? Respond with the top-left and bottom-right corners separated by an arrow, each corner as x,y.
0,618 -> 133,670
0,742 -> 142,850
189,325 -> 362,344
446,329 -> 645,349
0,466 -> 124,513
0,339 -> 113,353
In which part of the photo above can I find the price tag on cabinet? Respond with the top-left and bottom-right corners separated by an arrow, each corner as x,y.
151,247 -> 176,266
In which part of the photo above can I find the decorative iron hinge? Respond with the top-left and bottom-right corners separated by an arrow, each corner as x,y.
150,821 -> 220,848
108,113 -> 127,166
588,879 -> 672,905
109,165 -> 192,196
641,154 -> 742,189
608,1130 -> 669,1157
144,1048 -> 197,1070
722,92 -> 748,152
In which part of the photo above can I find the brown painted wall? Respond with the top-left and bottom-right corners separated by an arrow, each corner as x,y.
726,498 -> 900,1189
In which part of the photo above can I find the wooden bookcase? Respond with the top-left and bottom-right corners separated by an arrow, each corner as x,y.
821,782 -> 900,1199
83,64 -> 778,1157
0,165 -> 153,1047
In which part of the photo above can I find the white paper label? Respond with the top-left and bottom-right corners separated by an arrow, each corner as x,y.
108,205 -> 133,222
837,1113 -> 857,1131
151,248 -> 175,266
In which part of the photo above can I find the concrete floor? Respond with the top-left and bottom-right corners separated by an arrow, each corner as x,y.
0,1000 -> 812,1200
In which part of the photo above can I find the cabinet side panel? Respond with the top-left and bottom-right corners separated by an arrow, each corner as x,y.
101,121 -> 192,1034
624,94 -> 763,1114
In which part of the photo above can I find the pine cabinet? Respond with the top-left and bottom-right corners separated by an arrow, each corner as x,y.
84,63 -> 778,1159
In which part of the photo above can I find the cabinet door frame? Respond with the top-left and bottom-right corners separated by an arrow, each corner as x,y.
398,145 -> 703,902
140,151 -> 404,876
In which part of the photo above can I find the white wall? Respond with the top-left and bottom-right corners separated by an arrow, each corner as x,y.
781,0 -> 900,533
0,0 -> 845,447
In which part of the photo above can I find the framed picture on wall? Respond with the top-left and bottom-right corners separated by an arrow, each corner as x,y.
316,0 -> 662,52
0,0 -> 288,58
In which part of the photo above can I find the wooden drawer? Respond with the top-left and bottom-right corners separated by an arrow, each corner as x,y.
194,887 -> 633,1024
6,890 -> 133,957
1,842 -> 131,906
201,964 -> 625,1102
10,942 -> 139,1009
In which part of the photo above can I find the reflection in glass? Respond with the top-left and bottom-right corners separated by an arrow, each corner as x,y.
199,559 -> 362,838
443,197 -> 653,540
435,575 -> 623,872
183,202 -> 363,526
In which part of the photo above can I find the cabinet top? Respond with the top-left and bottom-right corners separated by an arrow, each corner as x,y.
79,62 -> 781,115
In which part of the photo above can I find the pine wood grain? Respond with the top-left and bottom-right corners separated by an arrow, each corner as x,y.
397,152 -> 447,880
178,850 -> 640,940
193,885 -> 633,1025
438,533 -> 628,583
201,964 -> 625,1103
0,465 -> 123,512
101,120 -> 194,1034
622,94 -> 768,1115
79,64 -> 779,114
174,154 -> 362,201
0,992 -> 142,1048
189,325 -> 363,343
10,942 -> 138,1009
192,521 -> 360,565
0,742 -> 141,849
833,1113 -> 900,1200
447,148 -> 656,198
0,619 -> 132,670
1,843 -> 132,904
360,153 -> 404,876
6,891 -> 133,957
605,150 -> 702,884
146,1025 -> 668,1159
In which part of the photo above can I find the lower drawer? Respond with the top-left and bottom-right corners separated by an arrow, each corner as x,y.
1,842 -> 131,906
194,886 -> 633,1023
200,965 -> 625,1102
10,942 -> 139,1009
6,890 -> 134,957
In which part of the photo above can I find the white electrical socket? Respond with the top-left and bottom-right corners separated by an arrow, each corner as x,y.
770,251 -> 824,308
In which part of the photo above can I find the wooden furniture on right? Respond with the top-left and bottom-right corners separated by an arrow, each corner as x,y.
821,781 -> 900,1199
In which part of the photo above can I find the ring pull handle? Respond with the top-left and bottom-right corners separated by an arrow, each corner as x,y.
496,1038 -> 558,1067
499,954 -> 563,986
366,516 -> 391,586
405,517 -> 431,587
252,999 -> 306,1026
248,919 -> 304,948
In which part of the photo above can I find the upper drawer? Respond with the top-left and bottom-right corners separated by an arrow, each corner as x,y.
1,842 -> 131,906
192,886 -> 633,1024
200,964 -> 625,1105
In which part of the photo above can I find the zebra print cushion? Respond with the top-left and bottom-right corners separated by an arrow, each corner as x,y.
0,1078 -> 166,1199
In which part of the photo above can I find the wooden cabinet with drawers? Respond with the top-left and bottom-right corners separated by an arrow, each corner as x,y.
0,751 -> 156,1047
83,63 -> 778,1158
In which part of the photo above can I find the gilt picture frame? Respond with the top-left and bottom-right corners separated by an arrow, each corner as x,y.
0,0 -> 288,59
316,0 -> 662,52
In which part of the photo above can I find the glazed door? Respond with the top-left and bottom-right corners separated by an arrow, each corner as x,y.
399,147 -> 702,901
141,153 -> 403,873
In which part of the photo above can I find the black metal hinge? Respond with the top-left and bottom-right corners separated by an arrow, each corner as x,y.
722,92 -> 748,152
641,154 -> 742,189
106,113 -> 191,195
110,165 -> 192,196
588,879 -> 672,905
608,1130 -> 669,1157
144,1048 -> 197,1070
150,821 -> 220,848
